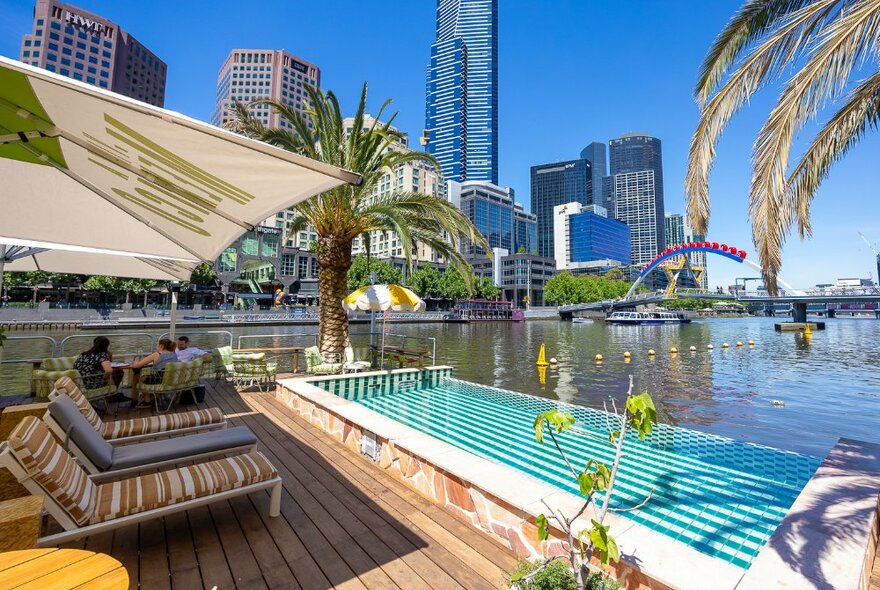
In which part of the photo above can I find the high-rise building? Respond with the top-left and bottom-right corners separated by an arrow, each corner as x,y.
613,170 -> 663,265
211,49 -> 319,130
553,202 -> 630,271
580,142 -> 607,206
448,180 -> 533,259
609,133 -> 666,257
514,205 -> 537,255
530,159 -> 592,259
664,213 -> 708,287
20,0 -> 167,106
665,213 -> 686,246
425,0 -> 498,184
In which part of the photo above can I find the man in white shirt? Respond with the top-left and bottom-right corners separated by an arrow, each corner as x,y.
175,336 -> 212,362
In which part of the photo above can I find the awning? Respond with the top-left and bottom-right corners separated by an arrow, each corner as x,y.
0,56 -> 360,268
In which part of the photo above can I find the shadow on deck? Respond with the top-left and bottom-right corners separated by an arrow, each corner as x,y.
54,379 -> 516,589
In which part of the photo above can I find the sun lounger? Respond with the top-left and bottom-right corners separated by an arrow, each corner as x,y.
0,416 -> 282,546
45,394 -> 258,477
52,376 -> 226,443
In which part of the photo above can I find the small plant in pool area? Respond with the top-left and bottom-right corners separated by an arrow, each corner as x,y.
511,376 -> 656,590
507,559 -> 621,590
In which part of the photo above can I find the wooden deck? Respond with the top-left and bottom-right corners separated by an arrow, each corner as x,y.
56,379 -> 517,589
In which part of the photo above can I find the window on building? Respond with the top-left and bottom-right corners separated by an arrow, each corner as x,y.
46,53 -> 56,62
59,67 -> 69,76
76,41 -> 85,49
45,64 -> 56,72
48,42 -> 58,50
63,36 -> 72,45
281,254 -> 296,276
218,248 -> 237,273
298,257 -> 308,279
50,22 -> 60,31
24,40 -> 31,47
241,232 -> 259,256
261,233 -> 279,258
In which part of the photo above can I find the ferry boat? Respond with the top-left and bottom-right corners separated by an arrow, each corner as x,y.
444,300 -> 525,323
605,311 -> 691,325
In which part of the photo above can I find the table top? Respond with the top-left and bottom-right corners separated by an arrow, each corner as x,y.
0,548 -> 128,589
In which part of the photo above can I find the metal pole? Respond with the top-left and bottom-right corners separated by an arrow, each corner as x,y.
169,283 -> 180,341
0,245 -> 5,308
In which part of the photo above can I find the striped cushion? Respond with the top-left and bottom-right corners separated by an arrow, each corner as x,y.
42,356 -> 77,371
34,369 -> 79,401
54,376 -> 103,430
100,408 -> 224,440
90,451 -> 277,523
7,417 -> 96,525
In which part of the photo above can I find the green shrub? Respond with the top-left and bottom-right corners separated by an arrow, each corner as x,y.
508,559 -> 575,590
585,572 -> 621,590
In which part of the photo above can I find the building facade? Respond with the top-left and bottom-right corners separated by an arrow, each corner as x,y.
500,254 -> 556,307
211,49 -> 319,130
552,202 -> 630,271
666,213 -> 709,289
530,159 -> 592,259
613,170 -> 663,265
20,0 -> 166,106
609,133 -> 665,252
449,180 -> 515,257
514,205 -> 537,255
665,213 -> 685,246
580,141 -> 607,207
425,0 -> 498,184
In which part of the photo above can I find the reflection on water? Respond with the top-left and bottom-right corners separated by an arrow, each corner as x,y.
3,317 -> 878,455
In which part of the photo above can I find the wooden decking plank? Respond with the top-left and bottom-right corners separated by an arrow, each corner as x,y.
244,392 -> 511,589
185,505 -> 236,590
210,386 -> 401,590
249,392 -> 516,577
207,500 -> 269,589
226,494 -> 301,590
108,522 -> 139,590
163,510 -> 203,589
138,517 -> 171,590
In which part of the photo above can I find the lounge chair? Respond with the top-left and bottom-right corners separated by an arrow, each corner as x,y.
231,353 -> 277,392
212,346 -> 234,380
0,416 -> 281,546
45,394 -> 258,478
342,346 -> 371,373
304,346 -> 343,375
52,376 -> 226,443
137,359 -> 203,413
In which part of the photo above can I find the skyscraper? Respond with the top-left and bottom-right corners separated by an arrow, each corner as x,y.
609,133 -> 666,257
425,0 -> 498,184
665,213 -> 686,246
530,159 -> 592,259
580,142 -> 607,206
211,49 -> 319,130
553,202 -> 631,271
665,213 -> 708,288
20,0 -> 166,106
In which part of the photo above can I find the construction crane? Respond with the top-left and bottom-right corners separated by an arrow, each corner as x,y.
857,232 -> 880,284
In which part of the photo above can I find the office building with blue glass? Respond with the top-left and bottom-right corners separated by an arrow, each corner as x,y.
425,0 -> 498,184
569,210 -> 631,264
530,159 -> 592,260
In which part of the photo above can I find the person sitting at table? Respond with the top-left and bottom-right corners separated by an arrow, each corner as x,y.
175,335 -> 212,362
74,336 -> 120,390
129,338 -> 177,408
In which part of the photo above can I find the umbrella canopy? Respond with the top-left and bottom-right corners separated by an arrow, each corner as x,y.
343,284 -> 426,312
0,56 -> 360,266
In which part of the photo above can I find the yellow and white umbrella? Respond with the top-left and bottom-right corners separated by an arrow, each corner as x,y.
343,284 -> 425,312
343,284 -> 425,368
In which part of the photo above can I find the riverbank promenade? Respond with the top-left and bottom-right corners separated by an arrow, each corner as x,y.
36,378 -> 515,589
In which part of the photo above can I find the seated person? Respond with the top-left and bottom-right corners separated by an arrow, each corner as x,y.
74,336 -> 119,390
129,338 -> 178,408
176,335 -> 212,362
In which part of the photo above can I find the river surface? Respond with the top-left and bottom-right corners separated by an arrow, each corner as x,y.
4,317 -> 877,456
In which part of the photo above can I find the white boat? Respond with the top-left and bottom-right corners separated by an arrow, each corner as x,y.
572,317 -> 592,324
606,311 -> 691,325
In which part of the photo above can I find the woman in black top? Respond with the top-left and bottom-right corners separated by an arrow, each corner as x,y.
73,336 -> 115,390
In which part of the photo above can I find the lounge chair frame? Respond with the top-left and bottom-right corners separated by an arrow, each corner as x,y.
0,443 -> 282,547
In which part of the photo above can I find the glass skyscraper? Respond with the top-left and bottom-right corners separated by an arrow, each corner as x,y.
530,159 -> 592,259
447,180 -> 533,258
425,0 -> 498,184
609,133 -> 666,259
580,141 -> 607,206
569,211 -> 631,265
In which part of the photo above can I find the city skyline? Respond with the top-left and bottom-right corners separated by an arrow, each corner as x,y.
0,0 -> 877,288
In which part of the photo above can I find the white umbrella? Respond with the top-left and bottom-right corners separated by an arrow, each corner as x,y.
343,285 -> 425,368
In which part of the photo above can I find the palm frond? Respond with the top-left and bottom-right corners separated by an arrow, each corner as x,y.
750,0 -> 880,291
696,0 -> 814,105
685,0 -> 840,234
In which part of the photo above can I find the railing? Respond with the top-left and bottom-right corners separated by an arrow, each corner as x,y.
158,330 -> 234,350
237,333 -> 318,349
350,331 -> 437,367
59,332 -> 157,356
0,336 -> 59,396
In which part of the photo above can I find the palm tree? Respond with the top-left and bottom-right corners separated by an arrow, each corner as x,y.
686,0 -> 880,293
227,83 -> 488,354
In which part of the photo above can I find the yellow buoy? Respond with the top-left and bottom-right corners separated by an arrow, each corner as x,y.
689,345 -> 697,352
670,347 -> 678,354
538,365 -> 547,385
707,344 -> 714,350
648,349 -> 656,356
595,353 -> 604,362
748,340 -> 755,346
549,357 -> 558,364
623,351 -> 631,358
536,344 -> 549,367
736,341 -> 743,347
804,323 -> 812,336
722,342 -> 729,348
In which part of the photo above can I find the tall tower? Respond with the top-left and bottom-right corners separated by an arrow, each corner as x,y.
530,159 -> 591,259
425,0 -> 498,184
580,142 -> 607,207
609,133 -> 666,257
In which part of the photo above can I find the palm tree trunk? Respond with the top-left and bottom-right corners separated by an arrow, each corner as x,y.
317,236 -> 353,355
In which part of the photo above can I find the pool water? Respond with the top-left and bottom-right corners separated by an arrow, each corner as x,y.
326,375 -> 821,569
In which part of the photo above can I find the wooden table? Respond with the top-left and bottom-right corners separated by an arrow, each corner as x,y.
0,548 -> 128,589
236,346 -> 306,373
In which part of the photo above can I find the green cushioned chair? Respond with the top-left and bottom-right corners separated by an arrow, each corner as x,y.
304,346 -> 343,375
138,359 -> 203,413
212,346 -> 234,380
232,353 -> 278,392
34,357 -> 116,403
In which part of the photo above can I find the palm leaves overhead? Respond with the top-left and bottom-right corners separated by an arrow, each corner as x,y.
687,0 -> 880,293
228,83 -> 487,353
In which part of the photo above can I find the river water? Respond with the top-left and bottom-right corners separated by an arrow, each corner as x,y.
4,317 -> 877,456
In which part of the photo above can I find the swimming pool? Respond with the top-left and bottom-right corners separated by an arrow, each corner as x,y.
320,374 -> 821,569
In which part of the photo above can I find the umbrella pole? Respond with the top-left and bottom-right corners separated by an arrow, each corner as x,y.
169,282 -> 180,340
0,245 -> 5,308
380,313 -> 387,370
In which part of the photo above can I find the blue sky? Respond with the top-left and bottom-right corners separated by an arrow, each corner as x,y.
1,0 -> 877,288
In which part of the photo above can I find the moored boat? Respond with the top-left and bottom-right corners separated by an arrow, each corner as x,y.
605,311 -> 691,325
444,300 -> 525,322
